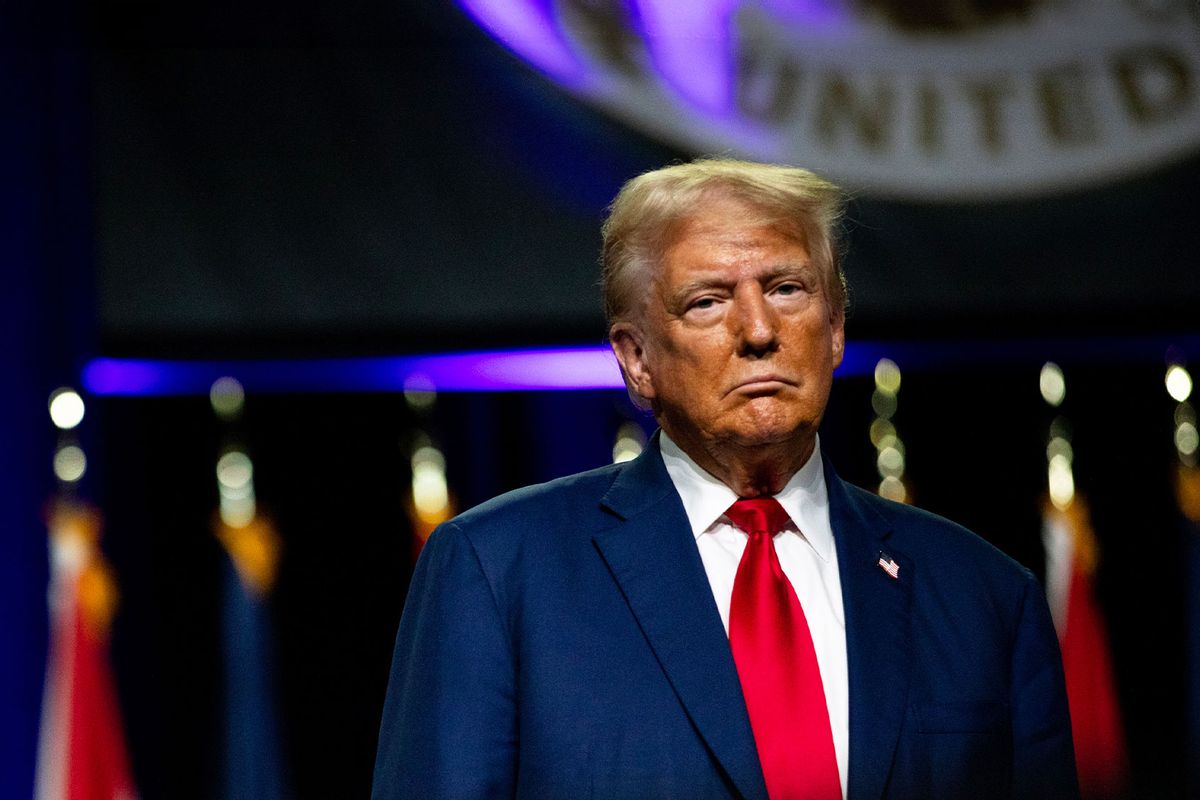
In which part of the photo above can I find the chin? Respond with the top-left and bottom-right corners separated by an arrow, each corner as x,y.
726,416 -> 815,449
726,400 -> 815,441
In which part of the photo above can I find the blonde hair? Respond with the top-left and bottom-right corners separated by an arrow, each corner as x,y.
601,158 -> 847,328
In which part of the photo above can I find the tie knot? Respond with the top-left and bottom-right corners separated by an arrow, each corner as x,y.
725,497 -> 791,537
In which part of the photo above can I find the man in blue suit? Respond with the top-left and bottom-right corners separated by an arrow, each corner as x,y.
372,159 -> 1078,799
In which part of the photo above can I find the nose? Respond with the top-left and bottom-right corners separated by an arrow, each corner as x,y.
732,286 -> 779,357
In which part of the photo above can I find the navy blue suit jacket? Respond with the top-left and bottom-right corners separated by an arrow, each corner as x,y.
372,439 -> 1078,799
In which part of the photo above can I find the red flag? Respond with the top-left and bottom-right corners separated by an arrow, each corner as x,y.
1042,496 -> 1128,799
36,503 -> 138,800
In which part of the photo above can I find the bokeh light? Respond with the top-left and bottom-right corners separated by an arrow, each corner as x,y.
209,376 -> 245,419
216,451 -> 254,490
871,389 -> 897,419
878,476 -> 907,503
411,445 -> 449,522
1046,437 -> 1074,465
1165,364 -> 1193,402
1039,362 -> 1066,407
48,388 -> 85,430
877,446 -> 905,478
1048,453 -> 1075,510
52,445 -> 87,482
868,418 -> 896,449
403,374 -> 437,411
1176,421 -> 1199,456
612,422 -> 645,464
873,358 -> 901,394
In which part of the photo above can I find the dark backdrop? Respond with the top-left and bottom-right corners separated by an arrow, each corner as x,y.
88,0 -> 1200,357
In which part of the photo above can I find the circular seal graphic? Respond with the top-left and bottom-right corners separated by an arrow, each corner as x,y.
460,0 -> 1200,199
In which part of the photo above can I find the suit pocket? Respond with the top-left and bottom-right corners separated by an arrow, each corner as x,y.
915,700 -> 1009,734
898,701 -> 1013,798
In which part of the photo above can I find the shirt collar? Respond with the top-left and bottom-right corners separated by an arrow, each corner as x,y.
659,431 -> 834,562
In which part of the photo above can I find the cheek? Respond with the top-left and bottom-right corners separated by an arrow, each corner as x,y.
656,336 -> 712,375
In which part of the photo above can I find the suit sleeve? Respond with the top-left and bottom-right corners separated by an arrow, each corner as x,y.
1009,570 -> 1080,799
371,521 -> 518,800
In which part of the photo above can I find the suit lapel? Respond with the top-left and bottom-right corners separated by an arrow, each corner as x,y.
593,439 -> 769,800
824,457 -> 913,800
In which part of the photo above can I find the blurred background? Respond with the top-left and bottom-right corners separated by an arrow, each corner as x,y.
4,0 -> 1199,798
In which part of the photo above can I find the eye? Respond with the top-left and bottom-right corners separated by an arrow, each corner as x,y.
774,281 -> 805,296
681,294 -> 725,321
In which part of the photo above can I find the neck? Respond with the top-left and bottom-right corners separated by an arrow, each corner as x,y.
663,429 -> 817,498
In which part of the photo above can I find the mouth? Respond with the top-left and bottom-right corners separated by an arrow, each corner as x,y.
730,375 -> 795,395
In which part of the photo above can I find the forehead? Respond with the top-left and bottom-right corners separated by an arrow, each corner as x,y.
659,200 -> 809,275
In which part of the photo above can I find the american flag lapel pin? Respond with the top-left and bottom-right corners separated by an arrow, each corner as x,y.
877,551 -> 900,580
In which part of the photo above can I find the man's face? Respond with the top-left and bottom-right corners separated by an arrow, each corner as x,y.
611,197 -> 844,456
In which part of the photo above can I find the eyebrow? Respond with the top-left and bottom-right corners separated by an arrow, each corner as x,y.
667,262 -> 815,303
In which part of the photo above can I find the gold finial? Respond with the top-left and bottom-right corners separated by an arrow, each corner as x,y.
215,514 -> 282,596
48,501 -> 119,638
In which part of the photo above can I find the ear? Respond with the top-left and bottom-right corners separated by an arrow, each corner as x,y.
830,308 -> 845,370
609,322 -> 657,408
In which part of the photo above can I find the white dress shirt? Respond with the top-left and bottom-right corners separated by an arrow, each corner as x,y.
659,433 -> 849,799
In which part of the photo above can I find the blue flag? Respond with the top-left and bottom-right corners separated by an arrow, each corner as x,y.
218,517 -> 291,800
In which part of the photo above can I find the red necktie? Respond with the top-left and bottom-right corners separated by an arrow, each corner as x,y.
726,498 -> 841,800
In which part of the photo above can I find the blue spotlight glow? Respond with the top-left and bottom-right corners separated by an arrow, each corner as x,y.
81,336 -> 1199,397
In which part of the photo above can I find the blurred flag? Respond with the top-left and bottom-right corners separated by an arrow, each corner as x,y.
1042,496 -> 1128,799
1174,464 -> 1200,794
214,513 -> 291,800
35,502 -> 138,800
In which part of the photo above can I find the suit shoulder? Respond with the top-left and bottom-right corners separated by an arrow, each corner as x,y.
441,461 -> 624,542
843,480 -> 1034,584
